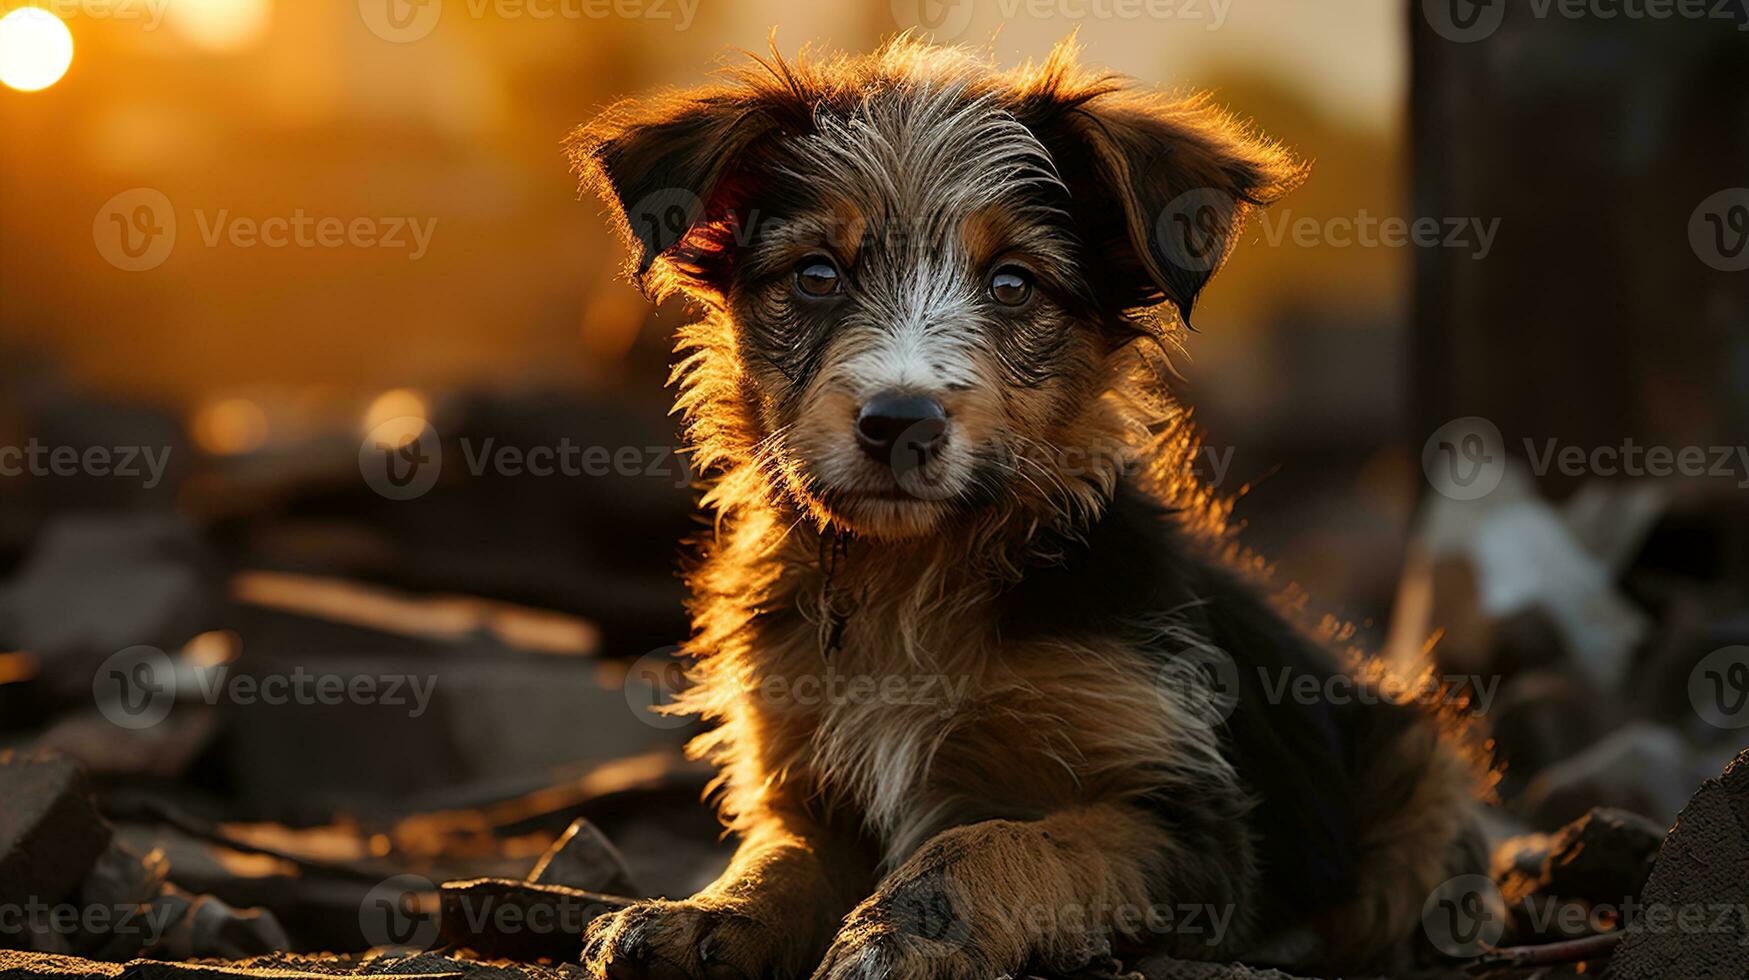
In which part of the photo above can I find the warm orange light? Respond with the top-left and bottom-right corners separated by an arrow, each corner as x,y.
168,0 -> 271,52
193,397 -> 270,455
0,651 -> 38,685
362,389 -> 429,449
0,8 -> 73,93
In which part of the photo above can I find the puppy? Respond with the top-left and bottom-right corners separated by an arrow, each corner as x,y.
570,39 -> 1492,980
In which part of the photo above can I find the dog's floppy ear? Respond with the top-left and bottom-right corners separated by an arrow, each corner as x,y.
1014,53 -> 1305,326
569,88 -> 785,300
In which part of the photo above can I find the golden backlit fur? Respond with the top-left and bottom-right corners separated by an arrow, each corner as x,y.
570,37 -> 1491,980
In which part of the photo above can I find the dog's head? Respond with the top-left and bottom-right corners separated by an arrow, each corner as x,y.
572,40 -> 1302,541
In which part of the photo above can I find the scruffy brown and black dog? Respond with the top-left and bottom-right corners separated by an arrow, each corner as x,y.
570,38 -> 1492,980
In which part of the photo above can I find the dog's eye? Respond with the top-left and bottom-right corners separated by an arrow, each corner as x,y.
989,266 -> 1033,307
795,258 -> 841,298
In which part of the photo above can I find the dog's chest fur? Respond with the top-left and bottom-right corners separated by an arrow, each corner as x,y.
682,512 -> 1225,866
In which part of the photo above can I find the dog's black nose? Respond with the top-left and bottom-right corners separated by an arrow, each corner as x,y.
856,392 -> 947,464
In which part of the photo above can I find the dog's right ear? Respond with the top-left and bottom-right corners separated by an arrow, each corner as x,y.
569,89 -> 784,301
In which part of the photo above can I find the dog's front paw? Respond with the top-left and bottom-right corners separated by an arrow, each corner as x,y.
809,879 -> 993,980
583,899 -> 780,980
810,926 -> 990,980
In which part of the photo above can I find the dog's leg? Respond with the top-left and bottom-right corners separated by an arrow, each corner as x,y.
810,803 -> 1253,980
585,813 -> 875,980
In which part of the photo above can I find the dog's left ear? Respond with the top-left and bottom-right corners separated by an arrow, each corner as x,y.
569,87 -> 786,300
1014,65 -> 1306,326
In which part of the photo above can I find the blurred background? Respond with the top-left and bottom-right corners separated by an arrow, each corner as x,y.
0,0 -> 1747,968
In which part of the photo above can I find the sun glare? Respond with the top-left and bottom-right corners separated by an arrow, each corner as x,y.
0,8 -> 74,93
169,0 -> 272,52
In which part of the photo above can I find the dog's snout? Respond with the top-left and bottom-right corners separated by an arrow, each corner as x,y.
856,392 -> 947,463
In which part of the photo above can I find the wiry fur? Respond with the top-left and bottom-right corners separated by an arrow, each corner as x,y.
570,38 -> 1492,980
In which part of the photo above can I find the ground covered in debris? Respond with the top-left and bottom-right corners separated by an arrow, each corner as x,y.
1,391 -> 1746,979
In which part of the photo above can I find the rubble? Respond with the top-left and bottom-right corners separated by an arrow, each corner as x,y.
1519,722 -> 1728,830
1495,807 -> 1666,945
0,753 -> 287,963
437,878 -> 632,961
0,752 -> 112,907
0,389 -> 1740,980
527,819 -> 640,898
0,515 -> 221,701
1604,749 -> 1749,979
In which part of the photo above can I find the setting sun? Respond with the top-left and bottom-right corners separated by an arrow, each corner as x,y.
0,7 -> 73,93
168,0 -> 272,52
